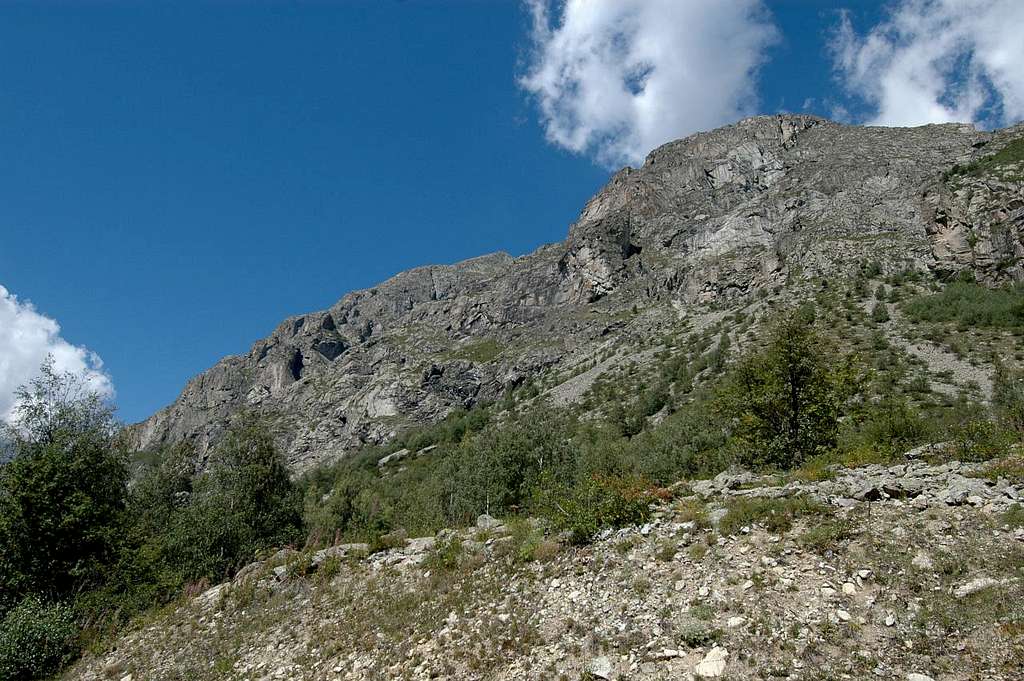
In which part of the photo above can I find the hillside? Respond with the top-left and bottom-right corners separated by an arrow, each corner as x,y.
68,455 -> 1024,680
26,115 -> 1024,681
132,115 -> 1024,471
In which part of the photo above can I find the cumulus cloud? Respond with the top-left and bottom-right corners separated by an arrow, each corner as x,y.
831,0 -> 1024,128
519,0 -> 778,167
0,285 -> 113,423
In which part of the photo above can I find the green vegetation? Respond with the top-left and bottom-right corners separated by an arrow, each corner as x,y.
717,308 -> 863,468
904,281 -> 1024,329
717,496 -> 827,536
0,597 -> 78,680
943,136 -> 1024,182
450,337 -> 502,363
0,363 -> 302,679
5,283 -> 1024,678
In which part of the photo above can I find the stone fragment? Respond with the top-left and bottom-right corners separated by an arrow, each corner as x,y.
953,577 -> 1000,599
476,513 -> 502,530
588,656 -> 614,680
694,646 -> 729,678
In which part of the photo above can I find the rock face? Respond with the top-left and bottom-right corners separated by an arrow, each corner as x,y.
131,115 -> 1024,469
923,129 -> 1024,283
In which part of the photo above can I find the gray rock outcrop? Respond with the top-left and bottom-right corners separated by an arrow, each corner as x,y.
131,115 -> 1024,470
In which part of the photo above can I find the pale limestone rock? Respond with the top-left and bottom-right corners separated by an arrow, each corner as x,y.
694,646 -> 729,678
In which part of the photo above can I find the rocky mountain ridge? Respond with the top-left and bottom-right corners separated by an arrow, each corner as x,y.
132,115 -> 1024,469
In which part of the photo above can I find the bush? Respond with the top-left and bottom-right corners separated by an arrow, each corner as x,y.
0,597 -> 78,680
948,417 -> 1014,462
842,397 -> 933,457
160,415 -> 302,582
904,282 -> 1024,329
423,534 -> 465,572
993,362 -> 1024,434
628,405 -> 728,483
718,496 -> 826,536
533,474 -> 653,545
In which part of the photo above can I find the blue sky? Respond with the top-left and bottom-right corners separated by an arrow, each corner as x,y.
1,0 -> 1021,424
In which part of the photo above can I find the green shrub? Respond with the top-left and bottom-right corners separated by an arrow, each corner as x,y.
798,518 -> 858,553
533,475 -> 653,545
993,362 -> 1024,434
0,597 -> 78,680
423,535 -> 465,572
159,414 -> 303,582
314,555 -> 343,586
842,397 -> 933,457
904,282 -> 1024,329
1003,504 -> 1024,528
718,496 -> 826,536
678,622 -> 722,647
948,418 -> 1014,462
628,406 -> 729,484
368,530 -> 408,554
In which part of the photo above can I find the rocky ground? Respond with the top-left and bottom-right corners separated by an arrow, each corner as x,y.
68,453 -> 1024,681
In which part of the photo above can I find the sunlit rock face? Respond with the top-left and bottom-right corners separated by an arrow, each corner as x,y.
131,115 -> 1023,470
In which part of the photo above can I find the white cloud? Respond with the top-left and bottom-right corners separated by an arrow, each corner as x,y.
0,285 -> 113,423
831,0 -> 1024,128
520,0 -> 778,167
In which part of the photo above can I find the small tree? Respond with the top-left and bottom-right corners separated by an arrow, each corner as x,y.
0,359 -> 126,611
717,309 -> 862,469
164,414 -> 301,581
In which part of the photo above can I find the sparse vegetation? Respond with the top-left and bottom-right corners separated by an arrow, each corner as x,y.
942,136 -> 1024,182
718,496 -> 827,536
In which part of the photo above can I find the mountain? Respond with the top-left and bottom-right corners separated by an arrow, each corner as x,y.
132,115 -> 1024,469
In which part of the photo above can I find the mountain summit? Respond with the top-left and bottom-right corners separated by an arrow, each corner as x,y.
133,115 -> 1024,469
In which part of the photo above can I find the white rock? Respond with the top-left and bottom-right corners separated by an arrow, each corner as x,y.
953,577 -> 1000,599
907,674 -> 935,681
885,612 -> 896,627
741,580 -> 754,591
842,582 -> 857,595
476,513 -> 502,530
726,616 -> 746,628
836,609 -> 852,622
911,552 -> 934,570
694,646 -> 729,678
588,656 -> 614,680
